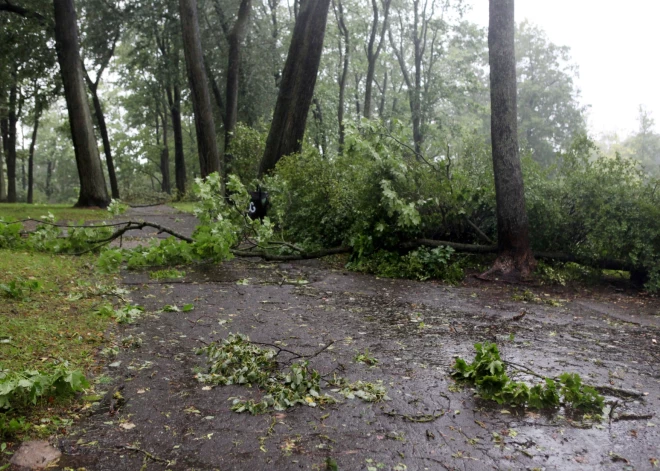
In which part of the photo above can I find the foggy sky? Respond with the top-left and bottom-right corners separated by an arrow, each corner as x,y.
467,0 -> 660,138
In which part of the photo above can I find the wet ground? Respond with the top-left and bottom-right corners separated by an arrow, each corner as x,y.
16,206 -> 660,470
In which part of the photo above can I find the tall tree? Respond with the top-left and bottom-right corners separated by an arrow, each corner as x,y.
0,123 -> 5,202
179,0 -> 221,180
224,0 -> 252,174
80,0 -> 123,199
389,0 -> 436,154
332,0 -> 349,152
53,0 -> 110,207
516,21 -> 586,164
363,0 -> 390,119
27,84 -> 45,204
153,18 -> 188,196
4,79 -> 20,203
485,0 -> 535,278
258,0 -> 331,177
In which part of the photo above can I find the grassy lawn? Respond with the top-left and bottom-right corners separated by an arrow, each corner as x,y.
0,203 -> 108,222
0,250 -> 115,441
169,201 -> 197,214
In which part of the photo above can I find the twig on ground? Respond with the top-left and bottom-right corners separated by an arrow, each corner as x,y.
116,445 -> 171,465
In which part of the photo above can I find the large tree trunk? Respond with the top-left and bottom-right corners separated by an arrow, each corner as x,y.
485,0 -> 536,278
53,0 -> 110,208
258,0 -> 331,177
179,0 -> 221,182
224,0 -> 252,175
87,81 -> 120,199
27,103 -> 42,204
363,0 -> 390,119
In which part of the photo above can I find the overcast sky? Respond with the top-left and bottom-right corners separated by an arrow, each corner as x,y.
466,0 -> 660,138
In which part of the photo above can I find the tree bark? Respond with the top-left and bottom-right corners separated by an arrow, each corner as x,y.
5,83 -> 18,203
311,97 -> 327,156
333,0 -> 349,153
363,0 -> 390,119
179,0 -> 221,181
86,78 -> 120,200
225,0 -> 252,175
45,160 -> 54,200
0,129 -> 5,202
166,84 -> 186,197
486,0 -> 536,278
53,0 -> 110,208
259,0 -> 331,177
160,110 -> 172,194
27,103 -> 42,204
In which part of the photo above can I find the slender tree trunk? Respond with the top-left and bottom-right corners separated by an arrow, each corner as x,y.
225,0 -> 252,175
259,0 -> 331,177
166,85 -> 186,197
45,160 -> 54,200
87,82 -> 120,199
27,104 -> 41,204
364,0 -> 390,119
21,156 -> 26,193
160,111 -> 172,194
179,0 -> 221,182
311,97 -> 327,156
6,83 -> 18,203
333,0 -> 349,153
378,69 -> 388,119
205,58 -> 227,127
0,117 -> 5,202
485,0 -> 536,278
53,0 -> 110,208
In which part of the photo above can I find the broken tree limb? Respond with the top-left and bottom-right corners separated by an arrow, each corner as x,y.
90,221 -> 194,244
12,213 -> 638,275
404,239 -> 637,273
231,246 -> 351,261
73,221 -> 194,255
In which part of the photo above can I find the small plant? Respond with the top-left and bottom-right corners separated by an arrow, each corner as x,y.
0,414 -> 31,439
354,349 -> 379,366
0,279 -> 41,300
452,342 -> 603,413
0,365 -> 89,410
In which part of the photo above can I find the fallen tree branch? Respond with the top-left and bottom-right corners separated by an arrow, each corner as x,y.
116,445 -> 171,465
404,239 -> 637,273
593,385 -> 645,398
231,246 -> 350,261
10,214 -> 639,275
90,221 -> 194,244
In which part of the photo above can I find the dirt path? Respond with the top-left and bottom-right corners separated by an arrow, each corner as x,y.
52,206 -> 660,471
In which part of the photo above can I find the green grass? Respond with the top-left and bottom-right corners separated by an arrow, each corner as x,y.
169,202 -> 197,214
0,250 -> 113,374
0,203 -> 108,222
